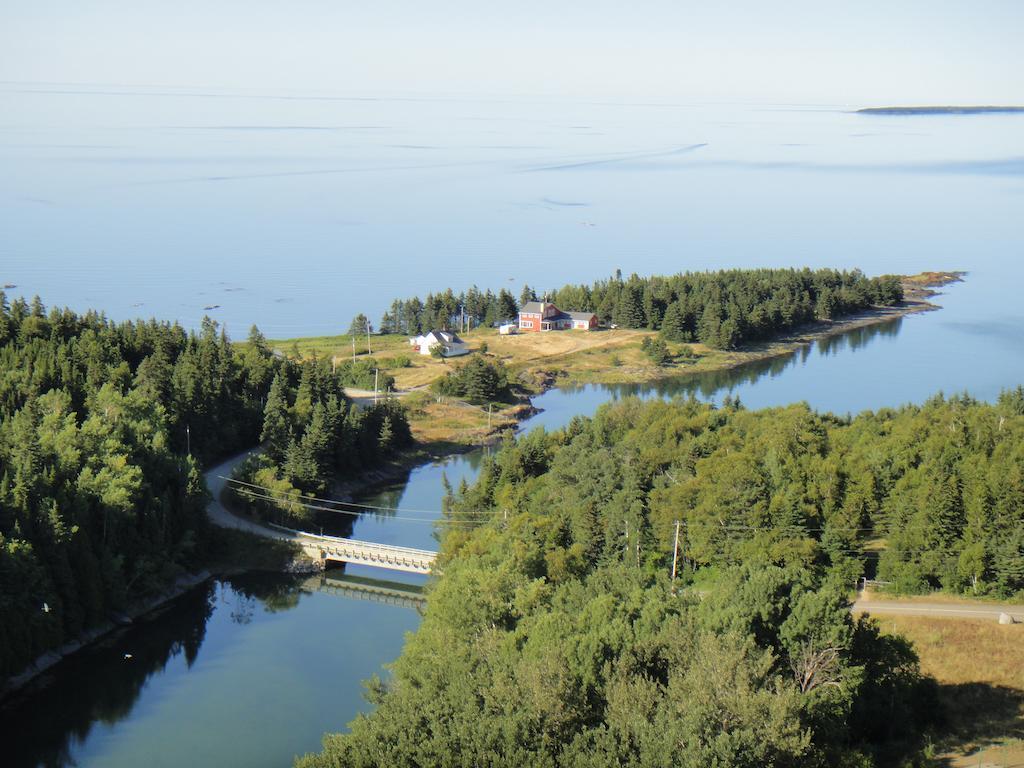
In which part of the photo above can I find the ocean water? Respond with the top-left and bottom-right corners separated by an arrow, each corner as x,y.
2,85 -> 1022,338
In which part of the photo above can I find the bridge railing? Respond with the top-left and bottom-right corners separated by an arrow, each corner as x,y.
267,522 -> 438,559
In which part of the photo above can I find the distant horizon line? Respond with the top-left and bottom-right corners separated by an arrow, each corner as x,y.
4,80 -> 1016,112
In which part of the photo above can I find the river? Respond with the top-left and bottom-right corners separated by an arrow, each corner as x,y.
3,96 -> 1024,765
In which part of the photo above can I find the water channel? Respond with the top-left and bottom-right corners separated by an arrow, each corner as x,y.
6,275 -> 1024,767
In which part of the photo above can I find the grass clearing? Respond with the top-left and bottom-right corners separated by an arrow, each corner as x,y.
266,327 -> 726,391
401,390 -> 525,450
881,616 -> 1024,766
262,272 -> 951,395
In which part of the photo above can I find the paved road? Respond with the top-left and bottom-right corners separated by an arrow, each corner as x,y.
204,449 -> 294,541
853,597 -> 1024,622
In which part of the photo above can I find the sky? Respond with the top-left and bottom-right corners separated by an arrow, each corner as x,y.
2,1 -> 1023,105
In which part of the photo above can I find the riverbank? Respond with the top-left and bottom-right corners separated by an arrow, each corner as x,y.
527,273 -> 962,389
1,569 -> 212,701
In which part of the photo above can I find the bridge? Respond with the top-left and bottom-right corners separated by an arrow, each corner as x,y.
275,525 -> 437,574
305,574 -> 428,611
205,452 -> 439,576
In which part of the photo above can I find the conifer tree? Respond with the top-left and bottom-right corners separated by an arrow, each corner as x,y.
660,301 -> 689,342
261,371 -> 291,464
348,313 -> 370,337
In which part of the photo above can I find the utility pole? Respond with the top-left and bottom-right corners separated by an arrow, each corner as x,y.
186,424 -> 191,456
671,519 -> 681,585
373,368 -> 379,404
366,318 -> 372,355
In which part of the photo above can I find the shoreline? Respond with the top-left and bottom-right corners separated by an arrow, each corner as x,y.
1,570 -> 213,702
529,303 -> 930,390
533,275 -> 957,390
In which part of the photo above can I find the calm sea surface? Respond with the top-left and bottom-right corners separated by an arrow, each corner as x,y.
2,87 -> 1022,767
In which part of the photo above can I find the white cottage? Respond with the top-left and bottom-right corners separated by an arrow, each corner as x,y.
409,329 -> 469,357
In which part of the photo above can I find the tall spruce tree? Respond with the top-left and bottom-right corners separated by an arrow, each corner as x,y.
261,371 -> 291,464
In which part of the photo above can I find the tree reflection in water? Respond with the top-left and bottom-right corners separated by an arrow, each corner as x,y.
1,573 -> 308,768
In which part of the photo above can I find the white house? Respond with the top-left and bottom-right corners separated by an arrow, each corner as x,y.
409,329 -> 469,357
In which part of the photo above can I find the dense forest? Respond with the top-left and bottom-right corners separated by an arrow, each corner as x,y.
376,268 -> 904,349
230,357 -> 412,526
0,294 -> 409,682
300,392 -> 1024,767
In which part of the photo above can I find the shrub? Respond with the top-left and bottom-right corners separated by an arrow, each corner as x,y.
641,336 -> 672,365
381,355 -> 411,369
434,356 -> 510,403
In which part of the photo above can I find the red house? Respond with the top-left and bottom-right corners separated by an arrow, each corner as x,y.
518,301 -> 598,332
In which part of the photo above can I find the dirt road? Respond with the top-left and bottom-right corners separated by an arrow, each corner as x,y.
853,597 -> 1024,622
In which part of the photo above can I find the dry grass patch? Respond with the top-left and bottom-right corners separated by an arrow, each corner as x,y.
902,271 -> 965,288
402,392 -> 520,449
266,328 -> 719,390
882,616 -> 1024,766
266,333 -> 480,390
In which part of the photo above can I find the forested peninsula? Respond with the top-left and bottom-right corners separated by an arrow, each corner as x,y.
275,268 -> 937,447
0,295 -> 409,684
377,267 -> 905,350
300,393 -> 1024,767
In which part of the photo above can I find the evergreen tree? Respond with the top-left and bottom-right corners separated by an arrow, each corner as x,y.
348,313 -> 370,337
614,284 -> 646,328
660,301 -> 690,342
261,372 -> 291,464
698,303 -> 722,346
497,289 -> 518,321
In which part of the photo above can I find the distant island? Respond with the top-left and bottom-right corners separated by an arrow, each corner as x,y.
857,105 -> 1024,115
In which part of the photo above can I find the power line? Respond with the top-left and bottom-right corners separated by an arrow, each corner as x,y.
222,475 -> 492,517
226,484 -> 493,526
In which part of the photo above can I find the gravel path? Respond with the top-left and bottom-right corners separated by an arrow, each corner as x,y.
853,597 -> 1024,622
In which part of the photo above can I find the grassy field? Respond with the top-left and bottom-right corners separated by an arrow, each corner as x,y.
882,616 -> 1024,766
902,270 -> 966,289
267,326 -> 760,392
265,272 -> 958,396
400,390 -> 529,451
